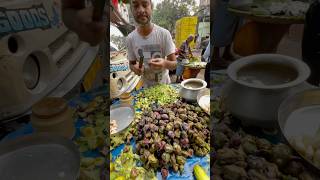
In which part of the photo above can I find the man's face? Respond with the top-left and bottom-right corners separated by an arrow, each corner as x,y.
131,0 -> 152,26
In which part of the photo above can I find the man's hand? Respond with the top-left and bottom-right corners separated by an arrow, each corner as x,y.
73,8 -> 106,46
62,1 -> 106,46
148,58 -> 166,71
130,63 -> 144,76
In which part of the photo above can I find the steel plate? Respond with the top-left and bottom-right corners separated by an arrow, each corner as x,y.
0,133 -> 80,180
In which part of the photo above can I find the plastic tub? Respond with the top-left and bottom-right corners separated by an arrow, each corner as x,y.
31,97 -> 75,139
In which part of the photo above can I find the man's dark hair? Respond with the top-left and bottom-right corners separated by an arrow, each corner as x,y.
130,0 -> 153,8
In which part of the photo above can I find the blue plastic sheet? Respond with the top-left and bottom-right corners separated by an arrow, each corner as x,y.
110,84 -> 210,179
1,86 -> 109,158
3,85 -> 210,179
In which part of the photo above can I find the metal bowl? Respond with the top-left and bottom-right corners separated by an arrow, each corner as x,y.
110,103 -> 135,135
179,78 -> 207,102
0,133 -> 80,180
197,88 -> 210,114
278,89 -> 320,173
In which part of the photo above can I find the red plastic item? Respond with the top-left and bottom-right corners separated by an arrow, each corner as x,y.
112,0 -> 119,10
175,48 -> 180,55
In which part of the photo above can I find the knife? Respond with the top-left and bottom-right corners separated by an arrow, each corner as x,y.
138,49 -> 144,68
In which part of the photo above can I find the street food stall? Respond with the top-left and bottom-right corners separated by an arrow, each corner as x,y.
108,2 -> 210,179
182,56 -> 207,79
110,8 -> 210,178
0,0 -> 211,179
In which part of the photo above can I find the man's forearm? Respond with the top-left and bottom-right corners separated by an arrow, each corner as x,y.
129,64 -> 134,72
165,53 -> 177,70
164,59 -> 177,70
61,0 -> 85,31
62,0 -> 85,9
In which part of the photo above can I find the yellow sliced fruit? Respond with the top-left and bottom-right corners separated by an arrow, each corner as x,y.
194,164 -> 209,180
81,127 -> 95,137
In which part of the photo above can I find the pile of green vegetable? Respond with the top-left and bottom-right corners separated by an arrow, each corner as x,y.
135,84 -> 179,111
133,100 -> 210,179
73,96 -> 109,179
110,146 -> 156,180
79,157 -> 105,180
74,94 -> 132,152
184,62 -> 207,69
189,56 -> 200,63
74,96 -> 108,152
110,127 -> 136,151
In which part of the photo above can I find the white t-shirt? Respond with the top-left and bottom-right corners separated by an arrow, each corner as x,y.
126,24 -> 176,87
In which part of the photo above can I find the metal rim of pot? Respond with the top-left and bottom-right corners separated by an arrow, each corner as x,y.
0,133 -> 80,179
181,78 -> 207,91
227,54 -> 311,90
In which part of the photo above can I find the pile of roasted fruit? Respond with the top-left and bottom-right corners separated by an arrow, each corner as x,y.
133,100 -> 210,179
111,84 -> 179,150
212,98 -> 318,180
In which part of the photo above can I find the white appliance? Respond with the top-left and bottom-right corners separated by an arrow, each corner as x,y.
110,50 -> 141,99
109,3 -> 139,100
0,0 -> 99,121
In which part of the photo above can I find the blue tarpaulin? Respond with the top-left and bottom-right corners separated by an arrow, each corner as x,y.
110,138 -> 210,180
2,85 -> 210,179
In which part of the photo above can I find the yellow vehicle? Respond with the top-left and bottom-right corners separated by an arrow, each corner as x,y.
175,14 -> 210,50
175,16 -> 198,49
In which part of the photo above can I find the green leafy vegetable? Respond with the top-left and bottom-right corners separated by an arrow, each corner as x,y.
135,84 -> 179,111
110,146 -> 157,180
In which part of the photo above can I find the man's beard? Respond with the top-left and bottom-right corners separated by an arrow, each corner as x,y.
134,15 -> 152,26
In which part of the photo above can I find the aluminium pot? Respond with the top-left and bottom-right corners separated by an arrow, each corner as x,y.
222,54 -> 312,128
179,78 -> 207,102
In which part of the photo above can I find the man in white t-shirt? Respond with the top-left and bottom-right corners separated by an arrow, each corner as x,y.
126,0 -> 177,87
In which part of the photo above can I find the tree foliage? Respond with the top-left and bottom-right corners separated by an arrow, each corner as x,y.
152,0 -> 198,33
110,34 -> 126,50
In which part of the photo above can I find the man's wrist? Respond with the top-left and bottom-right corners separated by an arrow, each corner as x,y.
129,63 -> 134,70
164,59 -> 176,70
130,61 -> 137,65
62,0 -> 85,9
163,59 -> 169,69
